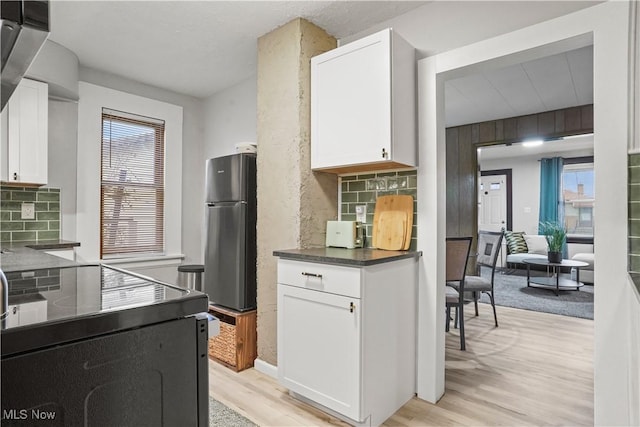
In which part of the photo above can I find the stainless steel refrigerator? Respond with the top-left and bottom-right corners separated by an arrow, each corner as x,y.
204,153 -> 256,311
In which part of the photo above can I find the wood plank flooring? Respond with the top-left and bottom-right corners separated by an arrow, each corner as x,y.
208,304 -> 593,426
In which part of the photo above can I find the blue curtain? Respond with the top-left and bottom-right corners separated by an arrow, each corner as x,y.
539,157 -> 566,255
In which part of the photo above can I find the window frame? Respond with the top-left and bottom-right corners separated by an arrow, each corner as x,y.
562,155 -> 594,244
100,109 -> 166,258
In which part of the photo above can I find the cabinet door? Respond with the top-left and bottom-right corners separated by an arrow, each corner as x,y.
311,30 -> 391,170
278,283 -> 362,421
6,78 -> 48,185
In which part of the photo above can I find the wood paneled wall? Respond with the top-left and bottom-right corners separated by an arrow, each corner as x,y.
446,104 -> 593,242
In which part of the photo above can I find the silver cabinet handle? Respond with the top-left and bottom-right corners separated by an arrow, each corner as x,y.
301,272 -> 322,279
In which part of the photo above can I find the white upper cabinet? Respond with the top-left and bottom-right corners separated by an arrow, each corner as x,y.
311,28 -> 416,174
1,78 -> 48,186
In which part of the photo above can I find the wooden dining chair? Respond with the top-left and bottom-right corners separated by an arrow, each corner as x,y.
445,236 -> 473,351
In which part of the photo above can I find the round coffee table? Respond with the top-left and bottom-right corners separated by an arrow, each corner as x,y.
523,258 -> 589,296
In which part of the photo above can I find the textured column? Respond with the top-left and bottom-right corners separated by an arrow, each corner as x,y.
256,19 -> 337,364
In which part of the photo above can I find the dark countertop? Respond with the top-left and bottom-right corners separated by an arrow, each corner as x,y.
5,239 -> 81,250
273,247 -> 421,266
0,240 -> 81,272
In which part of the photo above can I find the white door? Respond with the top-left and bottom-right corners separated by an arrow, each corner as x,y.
277,284 -> 362,421
478,174 -> 507,232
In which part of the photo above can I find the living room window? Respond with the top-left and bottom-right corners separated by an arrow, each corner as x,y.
100,109 -> 166,258
562,156 -> 594,239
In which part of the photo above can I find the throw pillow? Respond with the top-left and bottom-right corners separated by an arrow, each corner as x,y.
504,230 -> 528,254
524,235 -> 548,255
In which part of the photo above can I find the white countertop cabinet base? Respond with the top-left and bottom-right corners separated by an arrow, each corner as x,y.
277,257 -> 417,426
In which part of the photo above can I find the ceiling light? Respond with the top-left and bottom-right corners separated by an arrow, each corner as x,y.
522,139 -> 544,147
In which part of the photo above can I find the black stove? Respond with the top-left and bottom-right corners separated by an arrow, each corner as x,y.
1,263 -> 208,356
1,264 -> 210,426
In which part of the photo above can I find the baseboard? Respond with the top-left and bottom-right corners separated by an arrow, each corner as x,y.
253,358 -> 277,379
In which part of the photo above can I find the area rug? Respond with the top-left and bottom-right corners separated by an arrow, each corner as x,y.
477,269 -> 594,319
210,397 -> 257,427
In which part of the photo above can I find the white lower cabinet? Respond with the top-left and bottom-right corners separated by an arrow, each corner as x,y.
277,257 -> 417,426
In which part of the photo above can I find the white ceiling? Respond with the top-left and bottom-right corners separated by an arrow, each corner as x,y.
47,1 -> 595,128
445,45 -> 593,127
48,1 -> 427,98
479,133 -> 594,162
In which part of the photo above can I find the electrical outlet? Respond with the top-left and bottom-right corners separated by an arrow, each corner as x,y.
21,202 -> 35,220
355,205 -> 367,223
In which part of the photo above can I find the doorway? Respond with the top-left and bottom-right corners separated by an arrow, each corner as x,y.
417,4 -> 629,422
478,170 -> 511,233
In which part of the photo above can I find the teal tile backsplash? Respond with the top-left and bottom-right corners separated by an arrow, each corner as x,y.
630,154 -> 640,273
0,186 -> 60,242
340,170 -> 418,250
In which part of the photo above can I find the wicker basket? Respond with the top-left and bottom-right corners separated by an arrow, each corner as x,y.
208,321 -> 237,367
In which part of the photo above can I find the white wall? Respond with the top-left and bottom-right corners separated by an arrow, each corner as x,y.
47,100 -> 78,241
418,2 -> 634,425
203,76 -> 257,159
481,148 -> 593,234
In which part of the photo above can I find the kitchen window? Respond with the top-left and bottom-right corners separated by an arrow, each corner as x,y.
100,109 -> 165,257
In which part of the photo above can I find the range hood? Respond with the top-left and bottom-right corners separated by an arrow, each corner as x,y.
1,0 -> 49,111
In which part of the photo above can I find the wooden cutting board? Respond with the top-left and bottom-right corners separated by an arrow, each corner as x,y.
372,195 -> 414,250
375,211 -> 407,250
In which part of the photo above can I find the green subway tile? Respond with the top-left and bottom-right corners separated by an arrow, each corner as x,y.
413,213 -> 418,225
0,231 -> 10,242
348,181 -> 365,192
341,175 -> 356,181
630,167 -> 640,184
377,172 -> 398,177
47,188 -> 60,193
366,213 -> 374,224
358,191 -> 376,203
1,190 -> 10,200
346,203 -> 356,214
377,190 -> 396,197
630,237 -> 640,255
1,221 -> 23,231
11,191 -> 36,201
48,202 -> 60,211
49,220 -> 60,230
397,170 -> 417,177
409,238 -> 418,251
11,212 -> 23,221
341,203 -> 349,214
342,213 -> 356,222
408,176 -> 417,189
11,231 -> 36,241
0,211 -> 9,221
356,174 -> 375,180
25,221 -> 48,231
37,192 -> 60,202
37,230 -> 60,240
342,192 -> 357,202
630,255 -> 640,272
366,202 -> 376,214
630,154 -> 640,167
631,184 -> 640,201
341,182 -> 348,192
629,219 -> 640,236
34,202 -> 48,211
398,189 -> 417,197
1,201 -> 22,211
630,202 -> 640,219
36,211 -> 59,221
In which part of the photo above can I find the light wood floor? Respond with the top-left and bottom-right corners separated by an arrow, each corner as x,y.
209,304 -> 594,426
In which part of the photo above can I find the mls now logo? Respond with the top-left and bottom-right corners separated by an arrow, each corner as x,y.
3,408 -> 56,420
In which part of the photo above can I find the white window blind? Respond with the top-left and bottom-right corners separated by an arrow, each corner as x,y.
100,108 -> 165,257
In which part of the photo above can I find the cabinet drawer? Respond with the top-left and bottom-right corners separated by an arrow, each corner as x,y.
277,259 -> 361,298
